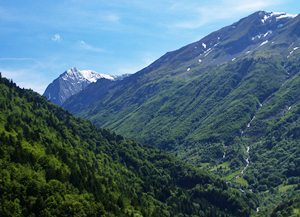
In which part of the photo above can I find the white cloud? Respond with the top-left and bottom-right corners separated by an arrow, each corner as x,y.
1,68 -> 49,94
0,57 -> 68,94
104,14 -> 120,24
51,33 -> 62,42
233,0 -> 278,12
0,57 -> 35,61
78,40 -> 104,53
169,0 -> 285,29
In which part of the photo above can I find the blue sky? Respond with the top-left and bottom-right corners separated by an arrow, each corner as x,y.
0,0 -> 299,93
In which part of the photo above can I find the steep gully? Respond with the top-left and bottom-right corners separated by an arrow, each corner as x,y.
232,63 -> 293,179
228,66 -> 293,213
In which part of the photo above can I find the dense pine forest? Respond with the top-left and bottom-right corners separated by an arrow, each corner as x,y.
0,74 -> 257,216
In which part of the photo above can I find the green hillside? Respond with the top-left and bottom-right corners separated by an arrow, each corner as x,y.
62,12 -> 300,215
0,74 -> 256,216
63,12 -> 300,156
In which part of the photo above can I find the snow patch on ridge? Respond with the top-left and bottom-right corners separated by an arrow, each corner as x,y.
252,31 -> 272,41
259,40 -> 269,47
276,13 -> 297,20
261,12 -> 297,24
204,48 -> 213,57
263,30 -> 272,37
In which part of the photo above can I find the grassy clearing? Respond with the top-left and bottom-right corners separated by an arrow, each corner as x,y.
278,184 -> 296,193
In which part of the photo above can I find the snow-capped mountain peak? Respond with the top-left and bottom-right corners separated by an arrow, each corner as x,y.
61,67 -> 114,83
80,70 -> 115,82
43,67 -> 119,105
63,67 -> 83,81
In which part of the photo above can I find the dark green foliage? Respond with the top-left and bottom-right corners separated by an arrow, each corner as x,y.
271,196 -> 300,217
0,76 -> 254,216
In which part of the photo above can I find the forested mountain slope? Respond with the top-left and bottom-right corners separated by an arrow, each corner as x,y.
0,74 -> 255,216
62,11 -> 300,215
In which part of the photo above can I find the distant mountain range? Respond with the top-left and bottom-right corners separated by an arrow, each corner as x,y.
43,67 -> 129,105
